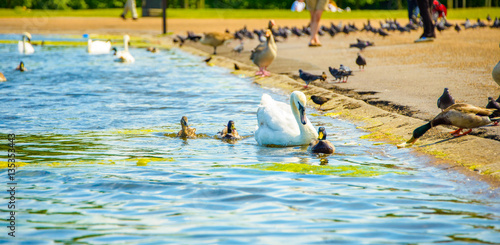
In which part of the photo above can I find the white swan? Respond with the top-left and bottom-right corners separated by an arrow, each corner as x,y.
255,91 -> 318,146
18,32 -> 34,54
115,35 -> 135,63
88,39 -> 111,54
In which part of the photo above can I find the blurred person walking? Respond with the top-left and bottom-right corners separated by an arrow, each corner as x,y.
306,0 -> 328,47
121,0 -> 138,20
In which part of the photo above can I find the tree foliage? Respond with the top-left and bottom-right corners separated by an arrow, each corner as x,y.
0,0 -> 497,10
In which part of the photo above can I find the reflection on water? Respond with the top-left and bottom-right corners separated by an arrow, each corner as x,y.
0,36 -> 498,244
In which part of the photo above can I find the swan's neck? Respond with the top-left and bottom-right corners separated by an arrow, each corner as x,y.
124,39 -> 129,52
290,98 -> 315,137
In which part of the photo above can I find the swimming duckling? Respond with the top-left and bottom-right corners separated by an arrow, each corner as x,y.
218,120 -> 242,140
146,47 -> 159,53
398,103 -> 499,148
308,127 -> 335,154
15,61 -> 27,72
0,72 -> 6,82
177,116 -> 196,138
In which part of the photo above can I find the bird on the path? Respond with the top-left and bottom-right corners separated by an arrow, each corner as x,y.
232,41 -> 244,54
398,103 -> 500,147
204,56 -> 212,63
339,64 -> 353,83
454,24 -> 461,32
487,14 -> 492,22
234,63 -> 240,70
311,95 -> 330,110
356,53 -> 366,70
308,127 -> 335,154
299,69 -> 327,88
437,88 -> 455,111
493,54 -> 500,87
200,32 -> 233,55
251,29 -> 277,77
174,35 -> 186,46
486,96 -> 500,120
328,67 -> 344,82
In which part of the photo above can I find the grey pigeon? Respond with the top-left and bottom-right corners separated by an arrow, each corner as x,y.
356,53 -> 367,70
328,67 -> 343,82
299,69 -> 327,88
486,97 -> 500,118
437,88 -> 455,111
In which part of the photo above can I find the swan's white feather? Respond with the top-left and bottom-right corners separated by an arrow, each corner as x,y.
255,92 -> 317,146
88,39 -> 111,54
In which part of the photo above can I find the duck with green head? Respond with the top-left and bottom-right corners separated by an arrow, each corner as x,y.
398,103 -> 499,148
218,120 -> 242,141
177,116 -> 196,139
308,127 -> 335,154
16,61 -> 27,72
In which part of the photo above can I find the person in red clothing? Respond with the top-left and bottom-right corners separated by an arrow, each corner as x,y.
432,0 -> 447,21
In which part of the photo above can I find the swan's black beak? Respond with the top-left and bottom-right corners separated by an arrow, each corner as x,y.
298,102 -> 307,125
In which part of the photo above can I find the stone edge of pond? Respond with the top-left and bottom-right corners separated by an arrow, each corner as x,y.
173,43 -> 500,188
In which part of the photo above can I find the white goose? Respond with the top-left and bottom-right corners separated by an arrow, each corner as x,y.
255,91 -> 318,146
115,35 -> 135,63
88,39 -> 112,54
18,32 -> 35,54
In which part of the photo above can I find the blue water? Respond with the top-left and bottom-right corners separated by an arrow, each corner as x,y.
0,36 -> 499,244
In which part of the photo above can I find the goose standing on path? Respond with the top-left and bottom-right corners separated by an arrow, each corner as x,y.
88,39 -> 112,54
200,32 -> 233,55
398,103 -> 499,148
18,32 -> 34,54
255,91 -> 318,146
251,30 -> 277,77
115,35 -> 135,63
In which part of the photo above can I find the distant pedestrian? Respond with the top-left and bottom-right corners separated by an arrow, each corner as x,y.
121,0 -> 138,20
407,0 -> 419,23
414,0 -> 435,42
306,0 -> 329,47
291,0 -> 306,12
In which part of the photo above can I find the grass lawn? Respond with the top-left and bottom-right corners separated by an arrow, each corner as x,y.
0,7 -> 499,20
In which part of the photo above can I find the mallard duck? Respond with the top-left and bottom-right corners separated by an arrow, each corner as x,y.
398,103 -> 499,147
217,120 -> 242,141
15,61 -> 27,72
18,32 -> 34,54
115,35 -> 135,63
437,88 -> 455,111
88,39 -> 112,54
177,116 -> 196,138
250,29 -> 277,77
308,127 -> 335,154
255,91 -> 318,146
200,32 -> 233,55
0,72 -> 6,82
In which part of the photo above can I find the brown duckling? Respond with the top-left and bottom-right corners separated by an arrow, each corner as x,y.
218,120 -> 242,140
0,72 -> 6,82
200,32 -> 233,55
177,116 -> 196,138
308,127 -> 335,154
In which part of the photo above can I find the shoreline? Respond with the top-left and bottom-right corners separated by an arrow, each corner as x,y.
1,16 -> 499,187
180,45 -> 500,188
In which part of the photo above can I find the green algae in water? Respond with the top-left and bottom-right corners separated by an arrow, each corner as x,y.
238,162 -> 409,177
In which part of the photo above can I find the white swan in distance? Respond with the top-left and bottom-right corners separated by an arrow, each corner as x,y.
87,39 -> 112,54
18,32 -> 34,54
115,35 -> 135,63
255,91 -> 318,146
